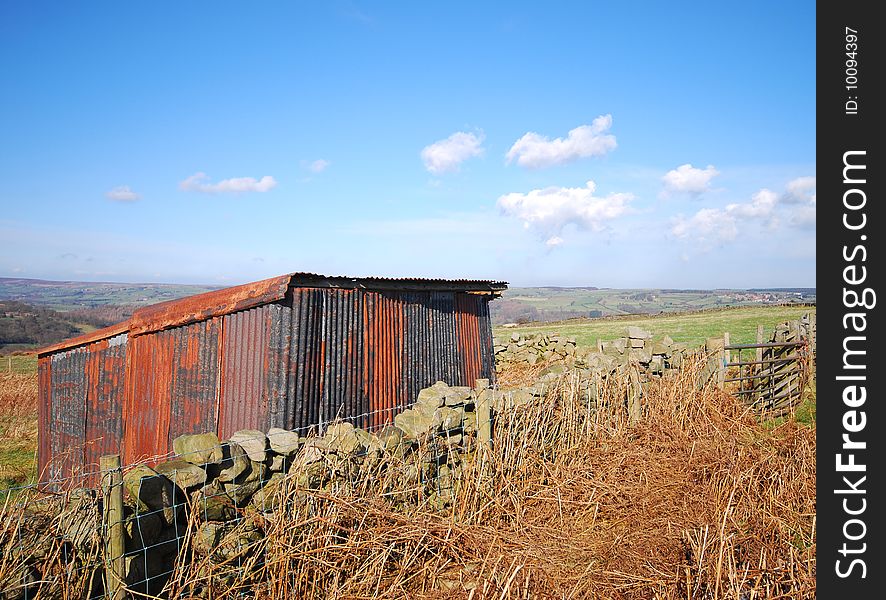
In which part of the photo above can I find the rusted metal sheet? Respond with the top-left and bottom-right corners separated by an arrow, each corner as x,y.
83,335 -> 126,476
37,273 -> 506,481
129,274 -> 292,336
218,306 -> 272,438
48,346 -> 88,481
167,319 -> 221,445
40,333 -> 128,485
123,331 -> 175,465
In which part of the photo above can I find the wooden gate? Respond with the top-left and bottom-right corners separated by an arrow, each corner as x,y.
722,317 -> 813,416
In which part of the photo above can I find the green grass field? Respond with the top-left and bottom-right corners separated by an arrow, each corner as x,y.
0,354 -> 37,375
493,305 -> 815,348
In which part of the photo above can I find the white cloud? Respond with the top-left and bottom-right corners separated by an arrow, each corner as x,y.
781,176 -> 816,204
670,187 -> 786,248
505,115 -> 617,168
420,131 -> 485,174
726,188 -> 777,220
781,176 -> 816,227
306,159 -> 331,173
670,207 -> 739,245
661,164 -> 719,196
179,172 -> 278,193
105,186 -> 140,202
790,204 -> 816,228
545,236 -> 564,248
497,180 -> 633,242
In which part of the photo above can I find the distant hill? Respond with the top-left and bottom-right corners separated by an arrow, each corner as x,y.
491,287 -> 815,324
0,277 -> 221,312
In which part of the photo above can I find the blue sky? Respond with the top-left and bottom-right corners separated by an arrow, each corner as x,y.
0,1 -> 815,288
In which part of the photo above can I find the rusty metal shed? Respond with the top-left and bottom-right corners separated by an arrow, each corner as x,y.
36,272 -> 507,481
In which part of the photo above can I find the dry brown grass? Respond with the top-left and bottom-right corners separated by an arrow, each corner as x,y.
0,358 -> 815,599
0,373 -> 39,489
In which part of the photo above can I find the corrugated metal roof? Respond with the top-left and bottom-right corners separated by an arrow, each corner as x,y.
37,272 -> 508,355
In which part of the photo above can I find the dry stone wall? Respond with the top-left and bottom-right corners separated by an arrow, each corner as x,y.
495,327 -> 690,383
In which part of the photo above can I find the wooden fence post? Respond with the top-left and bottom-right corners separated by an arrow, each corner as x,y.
101,454 -> 125,600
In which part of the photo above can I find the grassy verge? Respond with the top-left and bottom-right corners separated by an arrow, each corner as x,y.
0,373 -> 39,492
494,305 -> 815,348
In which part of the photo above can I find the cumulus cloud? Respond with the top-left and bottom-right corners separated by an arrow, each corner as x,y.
661,164 -> 719,196
670,207 -> 739,244
421,131 -> 485,174
306,159 -> 331,173
497,180 -> 633,242
505,115 -> 617,169
726,189 -> 778,220
179,172 -> 278,193
781,176 -> 816,204
671,185 -> 794,248
781,176 -> 816,227
105,186 -> 141,202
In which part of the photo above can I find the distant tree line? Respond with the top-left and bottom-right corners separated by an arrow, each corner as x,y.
0,300 -> 83,350
1,300 -> 138,352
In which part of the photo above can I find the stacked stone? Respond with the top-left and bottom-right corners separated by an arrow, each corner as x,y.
596,326 -> 688,380
492,332 -> 578,371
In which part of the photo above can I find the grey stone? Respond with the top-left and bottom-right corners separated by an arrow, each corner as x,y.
229,430 -> 269,463
295,439 -> 328,466
247,472 -> 288,513
444,386 -> 473,405
630,338 -> 645,348
193,521 -> 226,556
191,483 -> 237,521
415,386 -> 447,411
154,459 -> 207,490
377,425 -> 406,452
217,441 -> 250,483
267,427 -> 301,455
394,408 -> 434,438
269,454 -> 287,472
625,326 -> 653,340
172,432 -> 222,466
123,465 -> 180,525
324,422 -> 364,454
432,406 -> 463,431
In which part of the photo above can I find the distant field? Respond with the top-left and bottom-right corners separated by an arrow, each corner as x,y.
491,286 -> 815,324
0,276 -> 220,312
0,354 -> 37,375
493,305 -> 815,348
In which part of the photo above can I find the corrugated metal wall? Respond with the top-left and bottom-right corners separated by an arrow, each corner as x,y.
38,287 -> 496,479
38,334 -> 127,483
